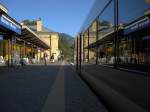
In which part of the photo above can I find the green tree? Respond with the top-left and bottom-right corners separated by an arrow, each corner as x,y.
22,19 -> 36,25
59,34 -> 74,61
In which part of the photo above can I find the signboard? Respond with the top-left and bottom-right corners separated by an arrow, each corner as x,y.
124,16 -> 150,35
142,35 -> 150,40
0,14 -> 21,34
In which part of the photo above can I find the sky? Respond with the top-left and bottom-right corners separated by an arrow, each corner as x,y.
1,0 -> 95,36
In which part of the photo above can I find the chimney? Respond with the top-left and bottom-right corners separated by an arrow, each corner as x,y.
37,18 -> 42,32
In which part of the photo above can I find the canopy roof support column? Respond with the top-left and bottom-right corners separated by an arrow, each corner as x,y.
79,34 -> 82,73
114,0 -> 119,68
23,40 -> 26,57
96,18 -> 99,65
76,36 -> 79,71
88,29 -> 90,62
49,34 -> 51,61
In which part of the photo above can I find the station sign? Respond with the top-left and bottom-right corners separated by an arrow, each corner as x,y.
124,16 -> 150,35
0,14 -> 21,34
142,35 -> 150,40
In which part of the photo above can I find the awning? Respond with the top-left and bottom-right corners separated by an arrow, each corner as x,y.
85,27 -> 123,49
21,26 -> 49,49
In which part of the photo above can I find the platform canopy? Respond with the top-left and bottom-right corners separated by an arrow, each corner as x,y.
21,25 -> 49,49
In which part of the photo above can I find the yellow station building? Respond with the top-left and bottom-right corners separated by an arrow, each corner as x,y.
24,19 -> 60,61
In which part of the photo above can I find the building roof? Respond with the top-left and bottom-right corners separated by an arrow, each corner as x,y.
21,25 -> 50,49
27,25 -> 55,33
85,27 -> 123,49
0,3 -> 8,14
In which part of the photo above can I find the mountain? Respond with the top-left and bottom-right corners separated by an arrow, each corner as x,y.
60,33 -> 74,45
59,33 -> 75,61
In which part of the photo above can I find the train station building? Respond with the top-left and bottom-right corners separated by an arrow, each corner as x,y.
26,19 -> 60,61
0,3 -> 50,66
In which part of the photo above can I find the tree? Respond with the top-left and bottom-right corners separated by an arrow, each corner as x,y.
22,19 -> 36,25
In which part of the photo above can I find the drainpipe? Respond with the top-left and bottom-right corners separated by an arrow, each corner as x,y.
88,29 -> 90,62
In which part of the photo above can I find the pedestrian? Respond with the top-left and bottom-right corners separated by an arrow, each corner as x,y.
20,57 -> 25,66
50,54 -> 54,63
44,52 -> 48,66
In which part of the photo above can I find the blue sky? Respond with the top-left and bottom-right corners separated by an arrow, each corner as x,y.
1,0 -> 95,36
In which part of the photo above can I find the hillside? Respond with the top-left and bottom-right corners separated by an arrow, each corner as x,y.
59,33 -> 74,61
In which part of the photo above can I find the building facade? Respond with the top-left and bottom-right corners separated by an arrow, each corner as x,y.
27,19 -> 60,61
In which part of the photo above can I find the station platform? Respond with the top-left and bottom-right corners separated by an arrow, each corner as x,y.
0,61 -> 107,112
